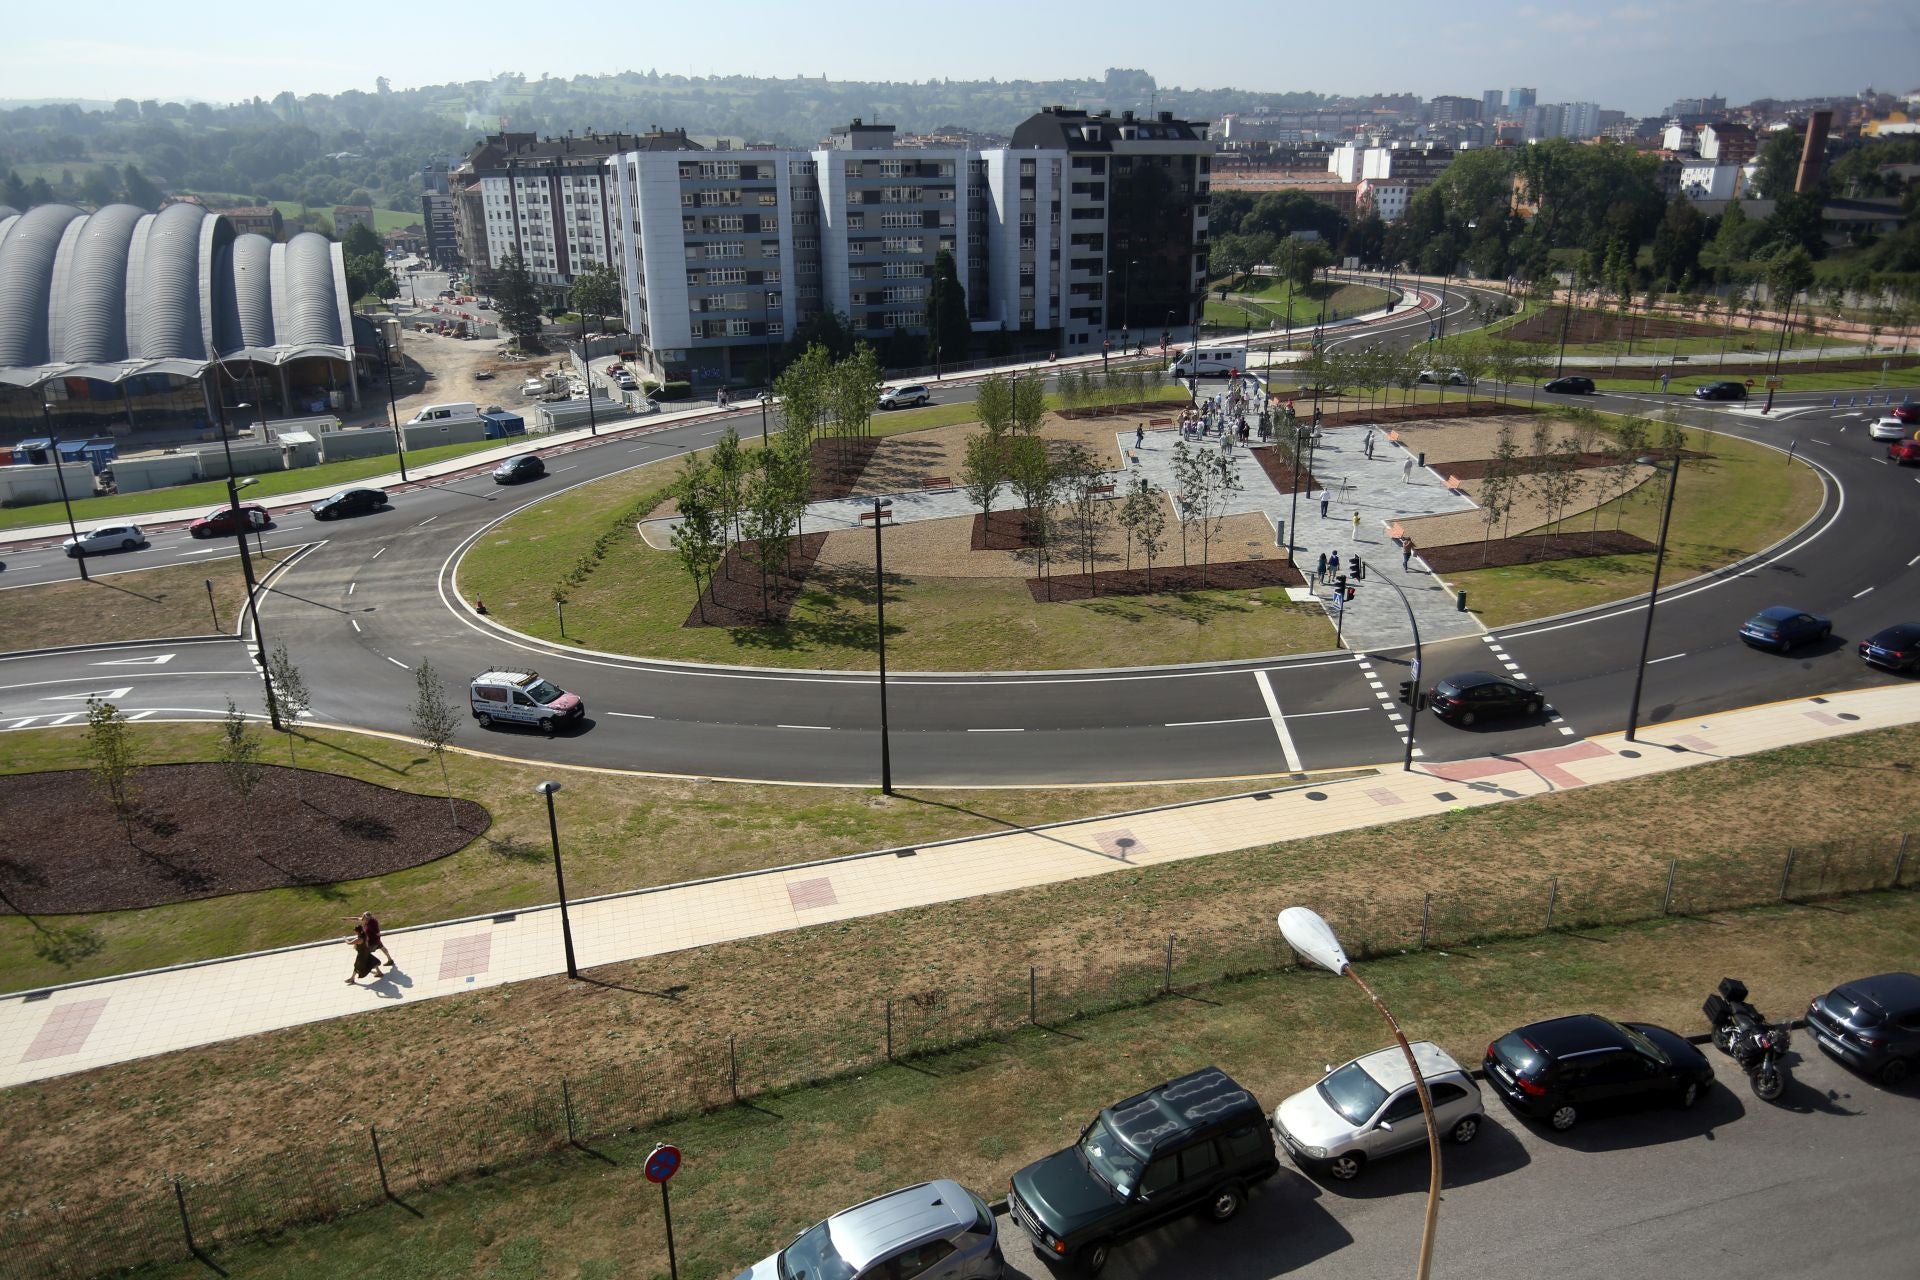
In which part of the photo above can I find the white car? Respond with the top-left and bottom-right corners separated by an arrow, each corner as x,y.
1417,368 -> 1470,385
1270,1041 -> 1483,1182
1869,417 -> 1913,441
878,383 -> 931,409
63,524 -> 147,558
520,378 -> 546,398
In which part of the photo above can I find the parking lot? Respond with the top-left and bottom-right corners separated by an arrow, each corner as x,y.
1001,1041 -> 1916,1279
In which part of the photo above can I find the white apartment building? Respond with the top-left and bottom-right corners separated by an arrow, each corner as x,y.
1357,179 -> 1412,222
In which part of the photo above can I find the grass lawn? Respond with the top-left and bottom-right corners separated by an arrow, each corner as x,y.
0,548 -> 288,650
0,438 -> 505,532
38,891 -> 1920,1280
267,199 -> 422,233
1444,419 -> 1823,626
1205,280 -> 1389,330
0,722 -> 1315,992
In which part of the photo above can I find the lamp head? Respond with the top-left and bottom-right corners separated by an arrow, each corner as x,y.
1278,906 -> 1350,975
535,780 -> 562,797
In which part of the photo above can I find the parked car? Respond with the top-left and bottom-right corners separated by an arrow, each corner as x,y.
469,669 -> 584,734
1007,1066 -> 1279,1274
879,383 -> 932,409
1416,368 -> 1470,385
613,371 -> 639,391
1428,671 -> 1546,726
1887,403 -> 1919,424
1890,437 -> 1920,466
309,488 -> 387,521
1270,1041 -> 1482,1182
1859,623 -> 1920,673
734,1179 -> 1005,1280
1805,972 -> 1920,1086
491,454 -> 546,484
62,524 -> 147,557
1869,416 -> 1913,441
1738,605 -> 1830,652
520,378 -> 547,398
188,504 -> 272,539
1694,380 -> 1747,401
1483,1014 -> 1713,1131
1544,376 -> 1595,395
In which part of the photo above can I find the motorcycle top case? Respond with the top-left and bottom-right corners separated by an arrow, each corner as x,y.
1703,993 -> 1731,1026
1717,977 -> 1749,1004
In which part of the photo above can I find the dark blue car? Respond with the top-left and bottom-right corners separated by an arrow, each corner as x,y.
1739,606 -> 1830,652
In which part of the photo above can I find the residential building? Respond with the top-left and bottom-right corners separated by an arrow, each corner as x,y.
333,205 -> 375,237
1562,102 -> 1602,139
421,191 -> 459,268
1507,87 -> 1537,114
1665,96 -> 1727,125
1482,90 -> 1505,122
1430,95 -> 1480,123
216,205 -> 283,241
604,108 -> 1213,385
1678,160 -> 1744,201
1356,178 -> 1411,222
1699,122 -> 1757,165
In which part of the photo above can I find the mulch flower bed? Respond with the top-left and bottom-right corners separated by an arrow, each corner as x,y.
1505,306 -> 1723,344
1026,557 -> 1305,602
1417,529 -> 1659,572
1248,446 -> 1322,497
1441,446 -> 1707,481
1309,400 -> 1537,428
0,765 -> 489,915
972,508 -> 1040,550
680,531 -> 832,628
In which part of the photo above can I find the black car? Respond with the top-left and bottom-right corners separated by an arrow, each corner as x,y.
1483,1014 -> 1713,1132
1544,376 -> 1595,395
1006,1066 -> 1279,1274
1694,380 -> 1747,401
492,454 -> 546,484
1738,605 -> 1830,652
1428,670 -> 1546,726
309,488 -> 387,520
1858,623 -> 1920,673
1805,972 -> 1920,1086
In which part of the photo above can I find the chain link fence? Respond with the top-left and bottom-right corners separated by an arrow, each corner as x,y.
2,830 -> 1909,1280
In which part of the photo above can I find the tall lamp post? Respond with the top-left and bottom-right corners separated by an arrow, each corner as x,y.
213,397 -> 281,729
535,780 -> 580,979
375,329 -> 409,484
1279,907 -> 1442,1279
38,402 -> 88,582
871,497 -> 895,795
1625,452 -> 1683,742
577,307 -> 599,437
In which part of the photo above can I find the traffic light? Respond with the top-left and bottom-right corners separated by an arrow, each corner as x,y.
1344,584 -> 1357,602
1334,573 -> 1348,595
1398,679 -> 1415,706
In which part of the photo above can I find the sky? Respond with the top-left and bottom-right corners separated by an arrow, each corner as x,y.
6,0 -> 1918,117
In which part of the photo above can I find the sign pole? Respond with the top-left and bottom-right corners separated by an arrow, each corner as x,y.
645,1142 -> 683,1279
661,1181 -> 678,1280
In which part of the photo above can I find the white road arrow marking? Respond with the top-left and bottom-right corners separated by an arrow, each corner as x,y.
43,687 -> 133,701
91,653 -> 175,666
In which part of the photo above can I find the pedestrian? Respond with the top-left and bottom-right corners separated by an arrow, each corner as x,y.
1402,456 -> 1415,483
1363,429 -> 1374,458
1329,550 -> 1341,577
347,911 -> 395,968
1315,551 -> 1328,585
345,930 -> 380,985
1351,509 -> 1362,541
1135,424 -> 1146,449
1402,536 -> 1415,570
1660,371 -> 1671,394
473,597 -> 489,616
1320,491 -> 1330,518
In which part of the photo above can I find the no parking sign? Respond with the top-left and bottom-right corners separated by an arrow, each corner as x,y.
647,1143 -> 683,1278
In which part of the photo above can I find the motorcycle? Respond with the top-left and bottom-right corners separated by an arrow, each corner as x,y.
1703,977 -> 1791,1102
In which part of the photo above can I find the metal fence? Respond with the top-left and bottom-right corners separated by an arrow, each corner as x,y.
1,830 -> 1909,1280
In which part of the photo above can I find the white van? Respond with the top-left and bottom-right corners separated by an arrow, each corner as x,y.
406,402 -> 480,425
469,670 -> 586,735
1169,346 -> 1249,379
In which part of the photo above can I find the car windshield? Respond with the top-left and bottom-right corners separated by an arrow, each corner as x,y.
524,679 -> 565,704
1316,1062 -> 1390,1123
1077,1116 -> 1145,1195
1617,1021 -> 1670,1064
776,1221 -> 855,1280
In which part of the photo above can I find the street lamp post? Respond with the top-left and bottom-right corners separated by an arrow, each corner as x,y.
872,497 -> 895,795
1279,907 -> 1442,1279
758,391 -> 772,448
213,398 -> 281,729
1625,452 -> 1683,742
1285,421 -> 1310,559
38,403 -> 88,582
577,310 -> 599,437
535,780 -> 580,979
376,330 -> 409,484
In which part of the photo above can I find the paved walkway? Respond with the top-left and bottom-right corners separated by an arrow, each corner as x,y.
6,681 -> 1917,1088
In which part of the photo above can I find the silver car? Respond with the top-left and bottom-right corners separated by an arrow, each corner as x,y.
1270,1041 -> 1482,1181
1869,417 -> 1912,441
734,1179 -> 1006,1280
62,524 -> 147,557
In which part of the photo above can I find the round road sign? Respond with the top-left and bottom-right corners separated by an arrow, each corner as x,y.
644,1143 -> 681,1184
1746,378 -> 1755,386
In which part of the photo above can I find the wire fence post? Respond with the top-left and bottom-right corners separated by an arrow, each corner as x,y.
370,1125 -> 392,1200
1163,934 -> 1174,995
171,1177 -> 200,1262
1545,877 -> 1559,931
1419,893 -> 1431,948
884,1000 -> 893,1062
1662,859 -> 1678,914
1894,834 -> 1910,889
728,1034 -> 738,1103
561,1079 -> 576,1145
1780,848 -> 1796,901
1029,966 -> 1037,1023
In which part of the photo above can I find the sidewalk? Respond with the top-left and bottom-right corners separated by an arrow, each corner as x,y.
6,680 -> 1918,1088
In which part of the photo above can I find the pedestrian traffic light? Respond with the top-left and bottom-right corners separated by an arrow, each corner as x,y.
1344,584 -> 1357,602
1398,679 -> 1414,706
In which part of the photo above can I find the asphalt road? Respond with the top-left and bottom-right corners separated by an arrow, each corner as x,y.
998,1042 -> 1919,1280
4,285 -> 1917,787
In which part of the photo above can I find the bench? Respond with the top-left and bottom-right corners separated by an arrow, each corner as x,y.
858,508 -> 895,524
1090,482 -> 1117,498
919,475 -> 952,489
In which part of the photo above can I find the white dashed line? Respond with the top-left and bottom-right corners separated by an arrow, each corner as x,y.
385,656 -> 408,669
127,710 -> 155,721
1854,586 -> 1875,598
1253,669 -> 1305,773
606,711 -> 656,719
371,547 -> 386,560
1284,707 -> 1374,719
347,582 -> 356,596
1166,715 -> 1269,727
417,515 -> 438,527
776,723 -> 831,730
350,619 -> 362,632
966,727 -> 1024,733
1647,652 -> 1686,664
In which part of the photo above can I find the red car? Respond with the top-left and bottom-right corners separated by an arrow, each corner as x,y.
188,503 -> 272,538
1890,438 -> 1920,466
1888,403 -> 1919,424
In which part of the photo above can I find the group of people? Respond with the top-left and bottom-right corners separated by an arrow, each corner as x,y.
345,911 -> 396,985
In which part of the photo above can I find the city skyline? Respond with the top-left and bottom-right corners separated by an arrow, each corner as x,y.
5,0 -> 1916,118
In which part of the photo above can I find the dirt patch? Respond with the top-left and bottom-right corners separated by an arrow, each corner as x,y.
1418,529 -> 1660,571
1443,446 -> 1707,481
1248,446 -> 1322,496
680,532 -> 832,628
972,509 -> 1040,551
0,766 -> 487,914
1025,557 -> 1306,601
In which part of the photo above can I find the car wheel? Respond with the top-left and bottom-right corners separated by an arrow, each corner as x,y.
1880,1058 -> 1912,1088
539,717 -> 556,737
1458,710 -> 1476,727
475,712 -> 493,729
1450,1115 -> 1481,1144
1207,1185 -> 1243,1221
191,528 -> 207,540
120,539 -> 137,550
1326,1153 -> 1365,1181
1548,1104 -> 1578,1131
1820,624 -> 1832,641
1678,1080 -> 1703,1109
66,547 -> 80,558
1076,1243 -> 1110,1275
1528,696 -> 1544,716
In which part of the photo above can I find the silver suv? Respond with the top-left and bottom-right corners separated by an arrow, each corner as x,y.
735,1179 -> 1005,1279
1270,1041 -> 1482,1181
879,384 -> 931,409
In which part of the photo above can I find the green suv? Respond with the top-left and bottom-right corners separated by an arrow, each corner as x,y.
1005,1066 -> 1280,1274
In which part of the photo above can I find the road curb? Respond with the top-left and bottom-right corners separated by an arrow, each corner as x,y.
0,635 -> 233,661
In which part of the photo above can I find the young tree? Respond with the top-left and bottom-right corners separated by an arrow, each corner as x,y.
568,262 -> 623,332
774,343 -> 835,444
924,249 -> 970,365
1118,477 -> 1169,589
1056,442 -> 1110,594
1489,423 -> 1525,540
670,457 -> 726,623
1170,440 -> 1242,585
828,344 -> 883,468
265,641 -> 313,772
1005,434 -> 1058,596
739,453 -> 796,620
709,425 -> 748,558
961,431 -> 1005,535
409,659 -> 462,828
216,697 -> 266,807
493,251 -> 544,350
974,372 -> 1014,438
1486,342 -> 1523,404
1606,417 -> 1652,530
1011,375 -> 1048,436
1452,340 -> 1491,400
84,697 -> 139,824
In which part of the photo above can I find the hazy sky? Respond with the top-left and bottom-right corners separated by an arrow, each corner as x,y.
8,0 -> 1917,117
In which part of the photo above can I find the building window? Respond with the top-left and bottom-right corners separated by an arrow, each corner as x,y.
880,160 -> 904,177
884,310 -> 918,328
794,237 -> 818,251
766,319 -> 784,337
844,162 -> 862,178
758,193 -> 778,206
699,189 -> 741,207
699,160 -> 741,179
728,318 -> 752,336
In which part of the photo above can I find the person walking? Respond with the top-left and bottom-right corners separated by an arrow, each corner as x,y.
1328,549 -> 1341,579
347,911 -> 395,968
345,930 -> 380,985
1402,535 -> 1416,570
1363,429 -> 1375,459
1315,551 -> 1328,585
1135,423 -> 1146,449
1319,491 -> 1330,518
1351,509 -> 1362,542
1402,456 -> 1415,484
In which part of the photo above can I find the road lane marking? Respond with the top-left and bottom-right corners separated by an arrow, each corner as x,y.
1648,652 -> 1687,664
348,582 -> 356,595
350,619 -> 362,632
385,656 -> 409,669
1253,669 -> 1304,773
1166,715 -> 1268,727
1285,706 -> 1375,718
776,723 -> 831,730
966,727 -> 1024,733
126,710 -> 155,721
1909,554 -> 1920,566
606,711 -> 655,719
371,547 -> 386,559
43,686 -> 133,701
417,516 -> 438,527
1854,586 -> 1875,598
92,653 -> 174,666
44,712 -> 80,726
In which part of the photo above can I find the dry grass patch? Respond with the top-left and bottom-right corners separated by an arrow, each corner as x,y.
0,549 -> 289,651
